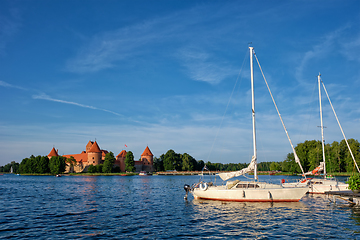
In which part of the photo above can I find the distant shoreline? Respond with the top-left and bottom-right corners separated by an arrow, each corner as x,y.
1,171 -> 353,177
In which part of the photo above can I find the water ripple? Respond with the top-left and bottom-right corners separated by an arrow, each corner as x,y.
1,174 -> 360,239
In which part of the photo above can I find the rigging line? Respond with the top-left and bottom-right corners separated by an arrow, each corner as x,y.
320,79 -> 360,173
206,50 -> 248,162
253,50 -> 306,176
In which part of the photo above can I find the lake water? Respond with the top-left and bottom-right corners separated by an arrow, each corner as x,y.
1,174 -> 360,239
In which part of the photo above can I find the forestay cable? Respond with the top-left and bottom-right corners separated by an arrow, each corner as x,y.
320,79 -> 360,173
253,50 -> 306,177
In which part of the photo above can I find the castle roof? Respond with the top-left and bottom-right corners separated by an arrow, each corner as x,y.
141,146 -> 153,157
48,147 -> 59,157
117,150 -> 127,158
63,152 -> 87,163
102,150 -> 109,157
88,141 -> 101,153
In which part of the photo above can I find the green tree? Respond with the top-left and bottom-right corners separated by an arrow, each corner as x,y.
181,153 -> 196,171
329,141 -> 342,172
153,156 -> 164,171
49,156 -> 66,175
308,146 -> 322,172
1,161 -> 20,173
37,156 -> 50,174
341,139 -> 360,172
163,150 -> 181,171
281,152 -> 295,173
88,164 -> 96,173
125,151 -> 136,172
66,156 -> 77,173
19,155 -> 37,174
269,162 -> 281,171
96,164 -> 103,173
196,160 -> 205,171
103,152 -> 116,173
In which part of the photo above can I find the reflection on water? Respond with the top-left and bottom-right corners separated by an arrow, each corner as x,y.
0,174 -> 360,239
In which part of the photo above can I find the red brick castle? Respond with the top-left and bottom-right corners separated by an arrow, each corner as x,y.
48,140 -> 154,173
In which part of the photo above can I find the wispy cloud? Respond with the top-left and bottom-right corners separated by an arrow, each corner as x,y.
177,47 -> 238,85
64,4 -> 239,76
32,93 -> 123,117
0,80 -> 27,90
65,14 -> 183,73
294,25 -> 351,84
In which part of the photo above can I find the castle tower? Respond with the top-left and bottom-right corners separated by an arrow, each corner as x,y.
141,146 -> 154,172
86,141 -> 94,152
116,150 -> 127,172
48,147 -> 59,159
87,141 -> 102,165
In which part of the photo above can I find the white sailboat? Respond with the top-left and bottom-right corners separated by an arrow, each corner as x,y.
283,74 -> 357,192
185,47 -> 309,202
302,74 -> 354,193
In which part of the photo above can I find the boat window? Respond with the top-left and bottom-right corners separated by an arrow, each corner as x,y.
313,181 -> 323,184
236,184 -> 259,188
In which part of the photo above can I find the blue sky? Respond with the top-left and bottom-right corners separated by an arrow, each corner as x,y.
1,0 -> 360,167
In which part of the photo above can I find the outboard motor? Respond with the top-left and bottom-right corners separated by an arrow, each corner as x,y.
184,184 -> 191,200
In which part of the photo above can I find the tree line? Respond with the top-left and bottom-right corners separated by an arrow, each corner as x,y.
4,151 -> 135,175
280,139 -> 360,174
153,149 -> 250,172
2,138 -> 359,174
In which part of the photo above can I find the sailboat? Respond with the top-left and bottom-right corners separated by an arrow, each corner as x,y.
300,74 -> 353,193
184,47 -> 309,202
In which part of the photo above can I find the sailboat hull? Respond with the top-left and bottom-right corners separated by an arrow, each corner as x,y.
282,179 -> 349,194
309,179 -> 349,194
192,182 -> 309,202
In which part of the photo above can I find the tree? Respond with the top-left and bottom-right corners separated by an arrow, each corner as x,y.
88,164 -> 96,173
49,156 -> 66,175
125,151 -> 136,172
1,161 -> 20,173
181,153 -> 196,171
19,155 -> 37,174
163,149 -> 182,171
103,152 -> 116,173
329,141 -> 342,172
341,139 -> 360,172
37,156 -> 50,174
196,160 -> 205,171
66,156 -> 77,173
269,162 -> 281,171
153,156 -> 164,172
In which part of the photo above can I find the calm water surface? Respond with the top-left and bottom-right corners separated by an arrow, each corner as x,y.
1,174 -> 360,239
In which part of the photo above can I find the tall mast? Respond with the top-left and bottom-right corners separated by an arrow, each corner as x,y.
250,47 -> 257,180
318,74 -> 326,177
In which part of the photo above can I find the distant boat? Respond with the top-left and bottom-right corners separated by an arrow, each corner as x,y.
56,174 -> 61,177
139,171 -> 152,176
185,47 -> 308,202
283,74 -> 354,193
10,166 -> 13,174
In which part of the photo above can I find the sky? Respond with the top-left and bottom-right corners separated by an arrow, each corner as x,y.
1,0 -> 360,167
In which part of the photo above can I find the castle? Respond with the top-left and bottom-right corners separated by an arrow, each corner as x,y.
48,140 -> 154,173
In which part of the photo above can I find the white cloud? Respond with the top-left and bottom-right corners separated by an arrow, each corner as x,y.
32,93 -> 123,117
0,80 -> 27,90
177,47 -> 239,85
